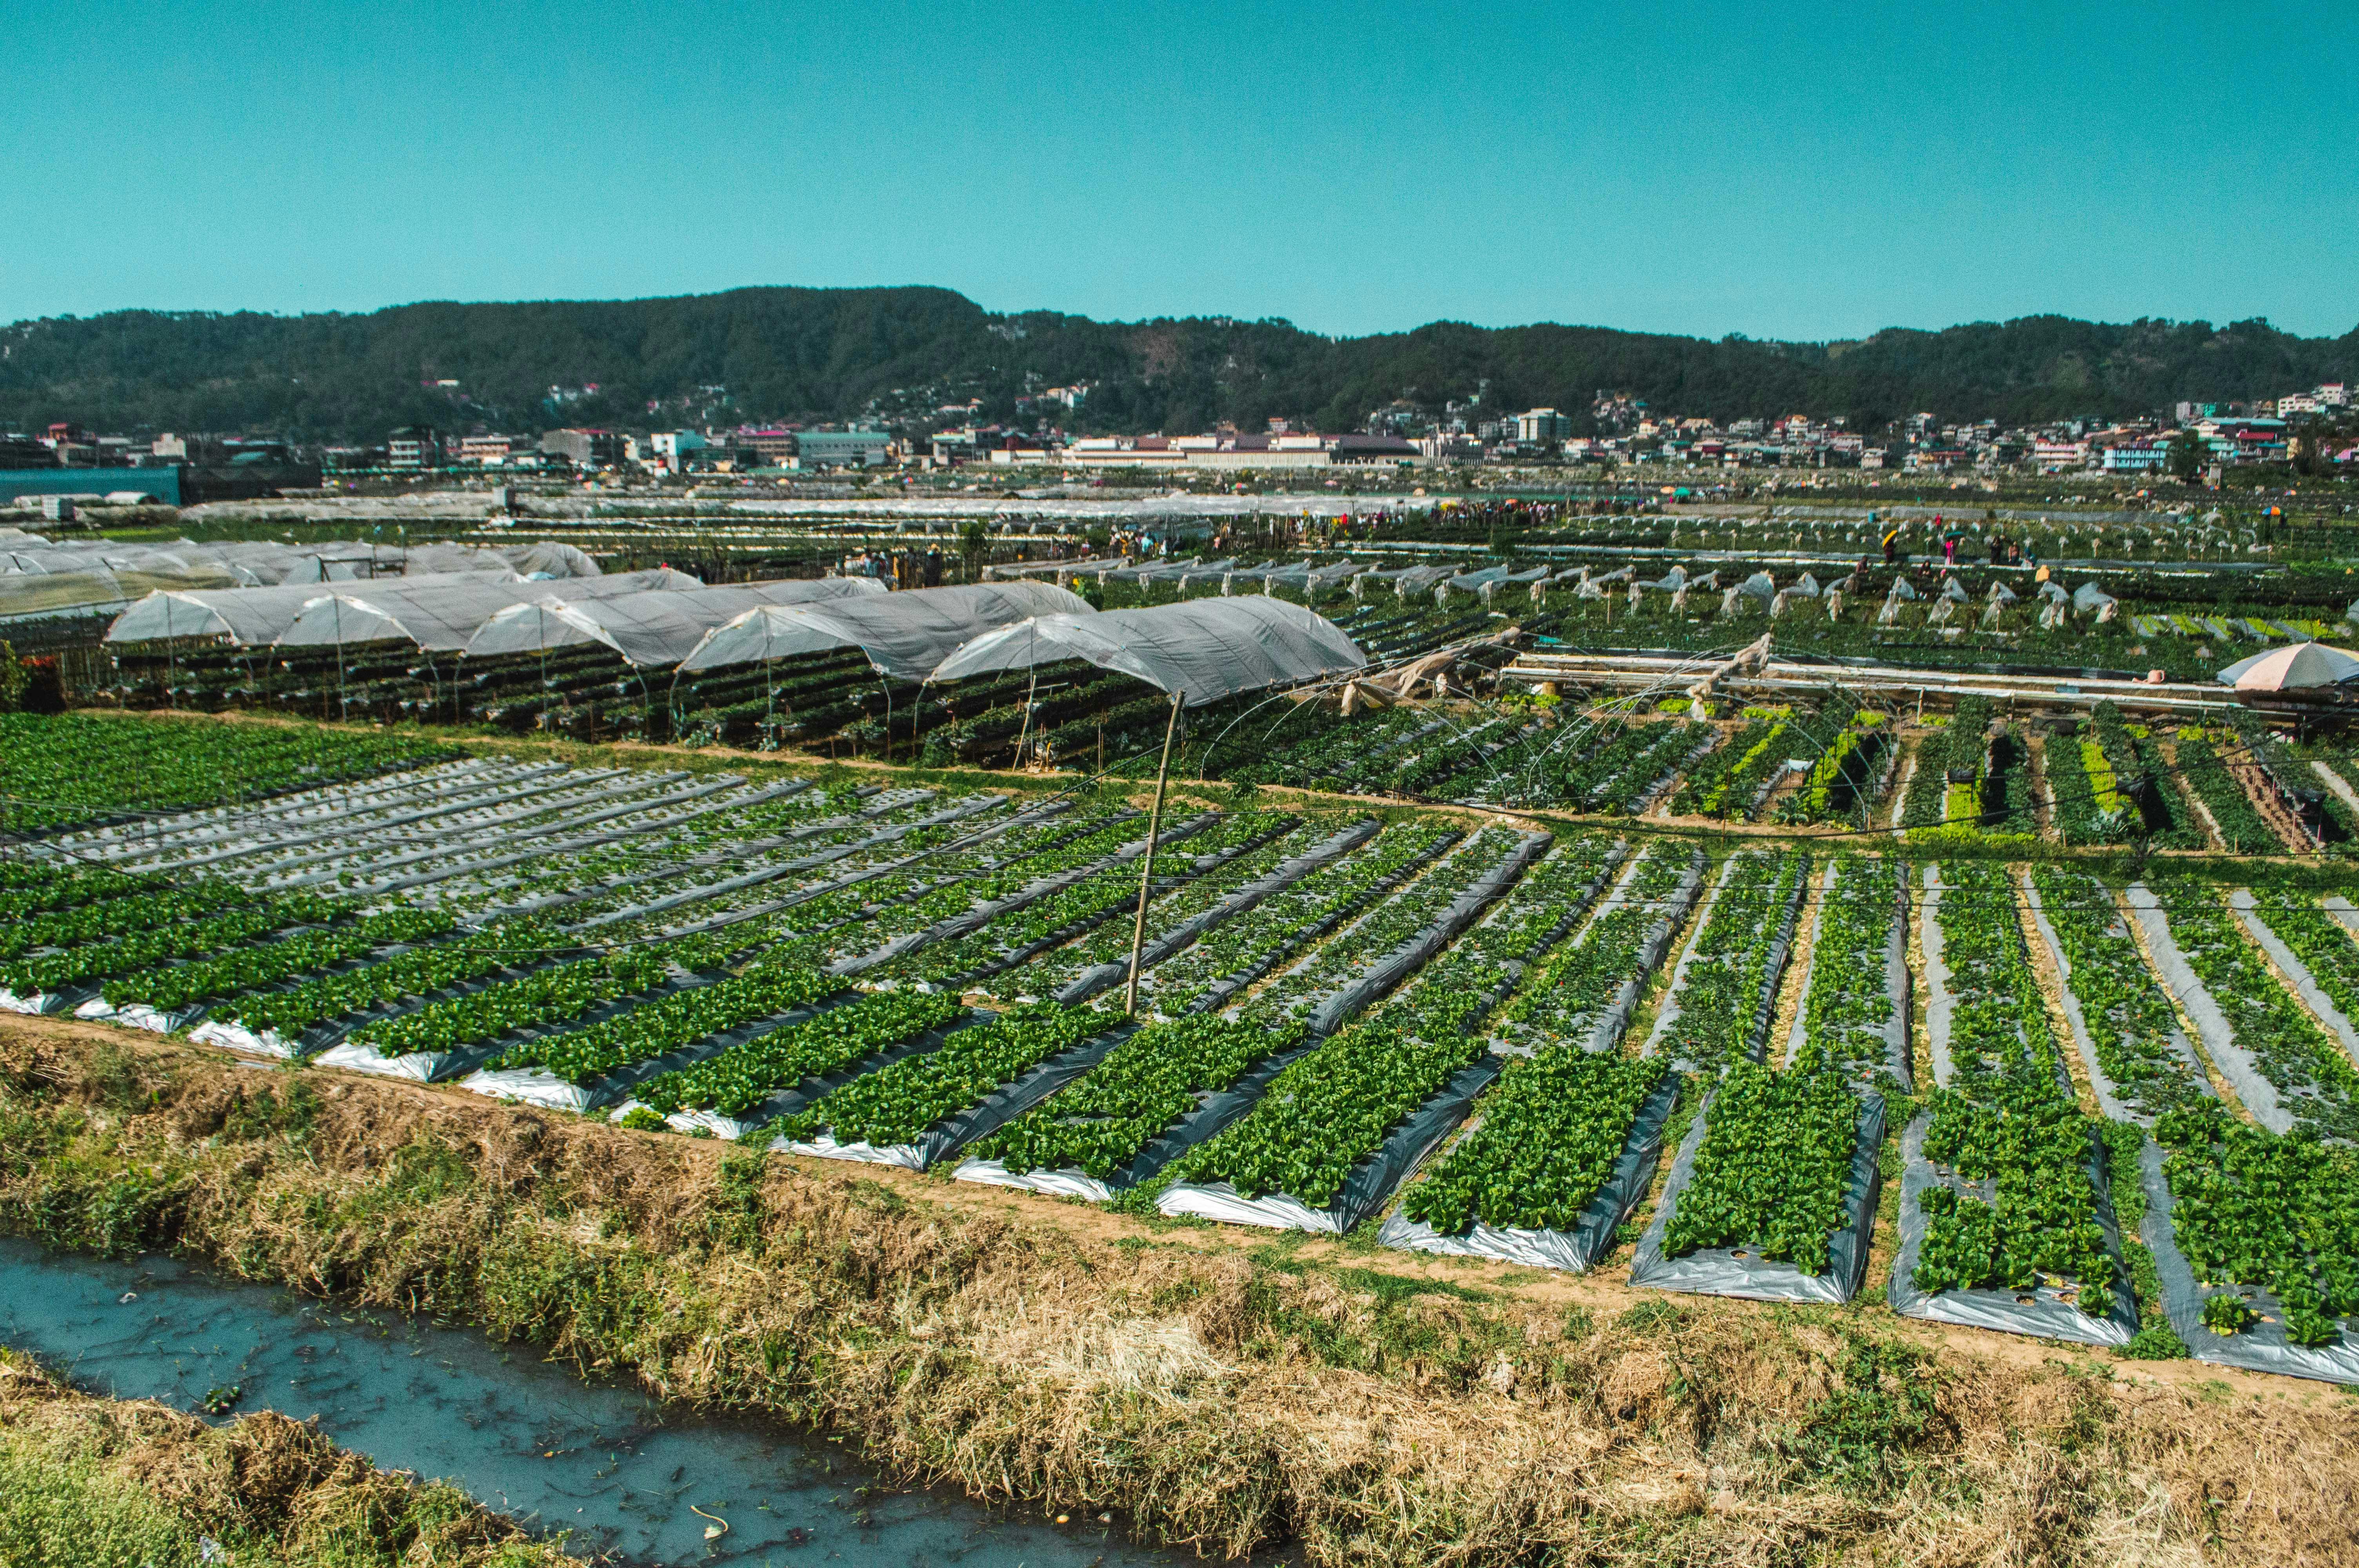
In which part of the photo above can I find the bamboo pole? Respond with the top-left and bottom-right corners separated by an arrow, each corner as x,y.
1124,690 -> 1184,1017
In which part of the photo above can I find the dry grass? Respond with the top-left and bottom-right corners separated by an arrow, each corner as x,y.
3,1019 -> 2357,1566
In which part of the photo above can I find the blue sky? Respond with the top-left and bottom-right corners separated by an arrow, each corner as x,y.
4,0 -> 2354,341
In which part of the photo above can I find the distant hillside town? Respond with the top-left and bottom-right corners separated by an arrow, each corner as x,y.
2,374 -> 2352,514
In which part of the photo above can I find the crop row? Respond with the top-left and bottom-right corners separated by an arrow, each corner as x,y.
778,1002 -> 1112,1150
1236,825 -> 1529,1031
1172,832 -> 1601,1207
486,955 -> 843,1085
1019,817 -> 1329,996
0,890 -> 345,995
635,989 -> 966,1118
2030,867 -> 2353,1350
1136,822 -> 1458,1014
1913,861 -> 2117,1316
1660,1061 -> 1857,1276
1670,716 -> 1769,818
2154,877 -> 2359,1143
1790,858 -> 1904,1087
1515,717 -> 1706,813
0,713 -> 448,833
2153,1102 -> 2359,1347
1648,858 -> 1895,1279
1649,851 -> 1809,1072
210,918 -> 562,1038
869,812 -> 1260,992
0,862 -> 179,920
2025,869 -> 2210,1120
967,1014 -> 1287,1180
344,928 -> 749,1058
100,906 -> 456,1012
2172,729 -> 2279,853
1901,697 -> 1991,830
1498,842 -> 1689,1051
0,877 -> 257,958
2245,891 -> 2359,1040
1776,715 -> 1891,826
1403,1052 -> 1668,1236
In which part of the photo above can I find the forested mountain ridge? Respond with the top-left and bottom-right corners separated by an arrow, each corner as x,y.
4,285 -> 2353,443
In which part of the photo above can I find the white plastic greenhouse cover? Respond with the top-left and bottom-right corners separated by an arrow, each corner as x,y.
4,565 -> 248,624
110,570 -> 516,645
463,577 -> 887,666
928,596 -> 1366,706
678,581 -> 1090,680
107,568 -> 689,648
268,569 -> 701,652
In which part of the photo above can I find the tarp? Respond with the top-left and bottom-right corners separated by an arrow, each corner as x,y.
927,595 -> 1367,707
462,577 -> 885,666
270,569 -> 702,652
2216,642 -> 2359,690
678,580 -> 1090,681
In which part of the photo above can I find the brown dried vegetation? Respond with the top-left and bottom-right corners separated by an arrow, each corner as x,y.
3,1018 -> 2355,1567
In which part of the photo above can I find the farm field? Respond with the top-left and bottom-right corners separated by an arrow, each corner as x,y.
5,708 -> 2359,1566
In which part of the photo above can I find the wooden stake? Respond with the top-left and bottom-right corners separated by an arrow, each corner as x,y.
1124,691 -> 1183,1016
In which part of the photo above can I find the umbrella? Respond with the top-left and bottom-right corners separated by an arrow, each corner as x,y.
2215,643 -> 2359,690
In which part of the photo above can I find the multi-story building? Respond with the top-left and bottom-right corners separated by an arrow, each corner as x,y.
1514,408 -> 1572,443
792,429 -> 894,469
457,433 -> 525,466
736,428 -> 799,466
387,427 -> 442,470
539,428 -> 628,469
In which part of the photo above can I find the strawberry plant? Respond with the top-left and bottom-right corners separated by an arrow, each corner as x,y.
778,1002 -> 1113,1148
967,1014 -> 1292,1179
1661,1059 -> 1857,1276
101,906 -> 455,1011
1499,842 -> 1690,1050
1909,861 -> 2118,1316
632,989 -> 963,1114
1139,822 -> 1456,1013
1650,850 -> 1808,1071
1402,1052 -> 1667,1234
2152,875 -> 2359,1143
212,918 -> 561,1037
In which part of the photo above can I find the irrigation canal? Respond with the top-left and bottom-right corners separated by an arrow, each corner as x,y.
0,1237 -> 1200,1567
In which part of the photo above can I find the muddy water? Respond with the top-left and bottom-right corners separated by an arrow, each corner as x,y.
0,1238 -> 1194,1567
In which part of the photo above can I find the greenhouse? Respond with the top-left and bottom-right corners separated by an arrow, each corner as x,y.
927,595 -> 1368,704
9,537 -> 602,623
678,580 -> 1090,679
106,568 -> 694,648
461,577 -> 886,666
268,570 -> 703,652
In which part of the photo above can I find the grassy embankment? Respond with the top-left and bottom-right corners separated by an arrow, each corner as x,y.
3,1019 -> 2356,1566
0,1346 -> 578,1568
